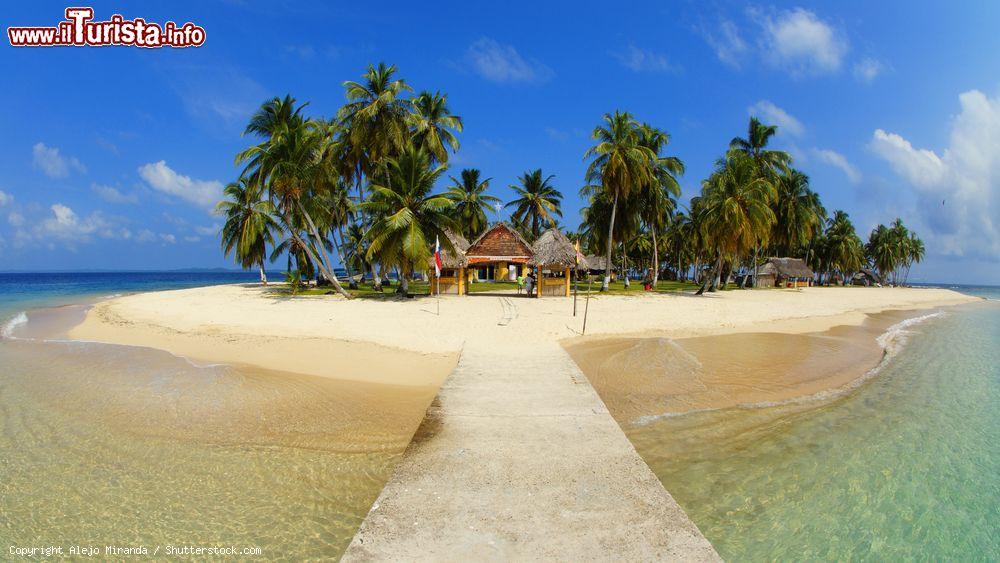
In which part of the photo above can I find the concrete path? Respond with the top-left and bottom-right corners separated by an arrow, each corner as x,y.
343,301 -> 719,561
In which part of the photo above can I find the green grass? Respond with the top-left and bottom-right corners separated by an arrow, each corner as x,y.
579,279 -> 701,295
268,278 -> 717,298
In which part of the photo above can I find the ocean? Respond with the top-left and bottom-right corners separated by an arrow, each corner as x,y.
0,272 -> 437,558
1,274 -> 997,559
619,285 -> 999,560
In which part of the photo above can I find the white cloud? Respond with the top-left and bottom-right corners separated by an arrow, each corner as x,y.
194,224 -> 219,236
755,8 -> 847,75
465,37 -> 552,83
183,235 -> 201,243
8,211 -> 24,227
32,143 -> 86,178
136,229 -> 156,243
160,233 -> 177,244
869,90 -> 1000,260
853,57 -> 883,83
613,45 -> 680,73
812,148 -> 861,184
38,204 -> 113,242
748,100 -> 805,137
0,190 -> 11,206
92,183 -> 138,204
701,20 -> 748,67
137,161 -> 223,211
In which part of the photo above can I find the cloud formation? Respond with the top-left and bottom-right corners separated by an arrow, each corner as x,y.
32,143 -> 86,178
869,89 -> 999,260
853,57 -> 884,83
755,8 -> 847,75
0,190 -> 11,206
812,148 -> 861,184
465,38 -> 552,83
748,100 -> 805,137
92,183 -> 138,204
613,45 -> 680,73
701,20 -> 748,68
138,161 -> 223,211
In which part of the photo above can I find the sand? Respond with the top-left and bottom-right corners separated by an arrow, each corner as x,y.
70,284 -> 977,376
65,284 -> 977,559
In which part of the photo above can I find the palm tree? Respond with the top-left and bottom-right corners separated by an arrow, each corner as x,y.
695,153 -> 776,294
217,178 -> 280,284
410,91 -> 463,165
821,210 -> 864,284
445,168 -> 500,239
583,111 -> 656,290
772,167 -> 826,258
236,95 -> 352,297
507,169 -> 563,239
729,116 -> 790,287
339,63 -> 414,291
361,145 -> 457,295
338,62 -> 413,170
636,123 -> 684,287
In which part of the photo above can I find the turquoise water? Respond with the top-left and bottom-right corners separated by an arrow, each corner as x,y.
632,288 -> 999,560
0,272 -> 436,558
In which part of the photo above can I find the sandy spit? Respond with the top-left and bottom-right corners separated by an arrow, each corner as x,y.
68,284 -> 978,386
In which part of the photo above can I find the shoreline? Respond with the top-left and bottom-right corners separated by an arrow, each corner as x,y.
63,284 -> 979,393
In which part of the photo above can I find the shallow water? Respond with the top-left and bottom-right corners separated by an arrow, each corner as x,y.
581,297 -> 999,559
0,273 -> 439,558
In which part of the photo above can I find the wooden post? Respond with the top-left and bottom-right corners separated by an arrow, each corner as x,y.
582,277 -> 592,334
536,268 -> 542,298
564,267 -> 571,297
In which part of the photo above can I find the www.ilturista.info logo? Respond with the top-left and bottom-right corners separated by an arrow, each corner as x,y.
7,7 -> 206,48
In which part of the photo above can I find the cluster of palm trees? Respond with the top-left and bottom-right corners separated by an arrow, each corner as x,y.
218,61 -> 925,298
575,116 -> 924,292
865,219 -> 925,285
219,62 -> 572,297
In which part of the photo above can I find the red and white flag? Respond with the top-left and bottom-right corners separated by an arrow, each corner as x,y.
434,236 -> 442,277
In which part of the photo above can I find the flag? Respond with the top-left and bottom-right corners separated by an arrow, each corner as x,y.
434,236 -> 442,277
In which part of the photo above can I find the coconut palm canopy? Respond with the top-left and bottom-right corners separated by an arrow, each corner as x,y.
217,62 -> 927,297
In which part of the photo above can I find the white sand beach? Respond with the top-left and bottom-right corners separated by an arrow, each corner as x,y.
70,284 -> 977,380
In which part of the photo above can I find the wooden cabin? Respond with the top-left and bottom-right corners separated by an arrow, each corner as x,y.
428,223 -> 585,297
756,257 -> 814,288
529,228 -> 588,297
427,230 -> 469,294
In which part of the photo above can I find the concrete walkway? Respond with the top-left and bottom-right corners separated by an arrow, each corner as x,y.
343,303 -> 719,560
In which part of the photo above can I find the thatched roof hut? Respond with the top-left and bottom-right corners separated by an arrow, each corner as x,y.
758,257 -> 814,279
429,229 -> 469,269
529,228 -> 588,269
583,254 -> 608,271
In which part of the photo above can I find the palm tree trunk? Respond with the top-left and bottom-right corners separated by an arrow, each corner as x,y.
333,226 -> 358,290
651,229 -> 659,288
294,199 -> 337,279
259,262 -> 268,285
622,246 -> 630,289
752,243 -> 759,288
281,207 -> 351,298
602,193 -> 618,291
398,263 -> 410,295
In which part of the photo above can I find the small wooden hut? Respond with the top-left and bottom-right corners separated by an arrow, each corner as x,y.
464,222 -> 534,282
529,229 -> 588,297
756,257 -> 814,288
427,230 -> 470,294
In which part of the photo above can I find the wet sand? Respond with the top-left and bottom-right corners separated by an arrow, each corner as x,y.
563,309 -> 932,423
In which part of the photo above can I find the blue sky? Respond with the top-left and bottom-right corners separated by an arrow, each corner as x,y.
1,1 -> 997,284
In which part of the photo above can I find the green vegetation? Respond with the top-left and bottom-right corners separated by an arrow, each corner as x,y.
216,61 -> 924,299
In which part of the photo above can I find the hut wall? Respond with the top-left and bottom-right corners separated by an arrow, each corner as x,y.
430,270 -> 462,294
756,274 -> 777,288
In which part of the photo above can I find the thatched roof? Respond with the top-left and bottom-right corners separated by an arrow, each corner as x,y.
529,228 -> 587,268
465,222 -> 534,263
583,254 -> 608,270
429,229 -> 469,269
758,257 -> 814,278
